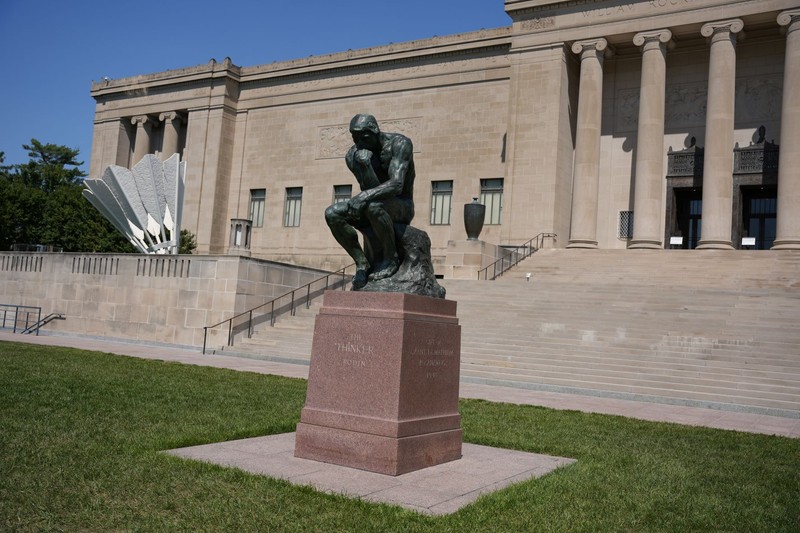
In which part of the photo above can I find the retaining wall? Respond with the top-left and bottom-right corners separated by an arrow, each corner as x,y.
0,253 -> 328,347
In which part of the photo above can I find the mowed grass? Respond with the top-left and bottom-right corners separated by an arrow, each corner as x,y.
1,341 -> 798,532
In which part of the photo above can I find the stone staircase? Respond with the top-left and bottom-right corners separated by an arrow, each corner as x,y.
223,249 -> 800,417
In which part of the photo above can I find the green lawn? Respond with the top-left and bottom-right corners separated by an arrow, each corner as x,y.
1,341 -> 798,532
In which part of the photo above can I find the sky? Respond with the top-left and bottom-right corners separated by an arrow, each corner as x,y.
0,0 -> 511,175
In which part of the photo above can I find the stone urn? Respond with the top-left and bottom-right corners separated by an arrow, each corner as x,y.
464,198 -> 486,240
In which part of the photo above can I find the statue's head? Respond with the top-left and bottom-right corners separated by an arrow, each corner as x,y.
350,114 -> 381,150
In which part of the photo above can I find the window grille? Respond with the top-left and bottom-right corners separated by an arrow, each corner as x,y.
249,189 -> 265,227
333,184 -> 352,204
284,187 -> 303,227
480,178 -> 504,225
618,210 -> 634,239
430,180 -> 453,225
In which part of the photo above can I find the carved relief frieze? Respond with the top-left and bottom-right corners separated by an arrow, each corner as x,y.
615,74 -> 781,133
317,118 -> 421,160
615,88 -> 640,132
664,83 -> 707,129
735,75 -> 782,123
520,17 -> 556,31
616,82 -> 707,132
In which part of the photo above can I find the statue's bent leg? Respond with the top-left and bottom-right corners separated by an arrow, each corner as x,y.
325,204 -> 370,288
365,203 -> 400,280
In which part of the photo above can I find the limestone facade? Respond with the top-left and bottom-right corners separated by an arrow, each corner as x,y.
0,252 -> 333,347
89,0 -> 800,270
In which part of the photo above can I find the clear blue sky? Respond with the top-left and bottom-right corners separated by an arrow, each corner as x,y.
0,1 -> 510,174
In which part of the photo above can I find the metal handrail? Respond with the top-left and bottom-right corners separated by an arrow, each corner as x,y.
477,233 -> 557,280
0,304 -> 42,335
202,264 -> 355,354
21,313 -> 65,334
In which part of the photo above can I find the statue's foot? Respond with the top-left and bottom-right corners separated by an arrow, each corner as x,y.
369,258 -> 399,281
352,269 -> 368,290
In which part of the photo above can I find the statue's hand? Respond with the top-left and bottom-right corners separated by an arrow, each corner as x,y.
348,195 -> 366,216
354,149 -> 373,167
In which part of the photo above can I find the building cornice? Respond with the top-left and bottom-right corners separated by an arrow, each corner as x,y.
90,28 -> 511,99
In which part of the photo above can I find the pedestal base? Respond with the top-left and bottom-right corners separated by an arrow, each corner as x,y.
294,291 -> 462,475
442,239 -> 502,279
295,424 -> 463,476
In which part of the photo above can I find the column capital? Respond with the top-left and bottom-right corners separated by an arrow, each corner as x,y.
159,111 -> 185,124
778,10 -> 800,33
131,115 -> 155,127
633,29 -> 674,51
571,38 -> 611,58
701,19 -> 744,42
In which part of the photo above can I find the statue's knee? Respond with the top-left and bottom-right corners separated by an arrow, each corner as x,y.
325,204 -> 340,220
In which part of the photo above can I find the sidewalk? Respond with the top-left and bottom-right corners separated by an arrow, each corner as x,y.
2,330 -> 798,438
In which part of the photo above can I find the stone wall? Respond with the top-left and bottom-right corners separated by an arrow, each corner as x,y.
0,253 -> 332,348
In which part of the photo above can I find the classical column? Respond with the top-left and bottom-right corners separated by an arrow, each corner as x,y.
131,115 -> 154,165
159,111 -> 184,160
568,38 -> 608,249
696,19 -> 743,250
630,30 -> 673,249
773,10 -> 800,250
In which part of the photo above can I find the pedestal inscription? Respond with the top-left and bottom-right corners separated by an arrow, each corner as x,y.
294,290 -> 462,475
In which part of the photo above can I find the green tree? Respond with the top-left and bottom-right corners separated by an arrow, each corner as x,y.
18,139 -> 85,192
0,140 -> 135,253
179,229 -> 197,255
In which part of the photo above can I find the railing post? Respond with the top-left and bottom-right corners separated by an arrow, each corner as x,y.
306,284 -> 311,309
35,308 -> 41,336
227,319 -> 233,347
248,310 -> 253,338
291,291 -> 296,317
202,327 -> 208,354
270,301 -> 276,327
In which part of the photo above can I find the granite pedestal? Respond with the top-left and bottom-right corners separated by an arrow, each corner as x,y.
294,291 -> 462,475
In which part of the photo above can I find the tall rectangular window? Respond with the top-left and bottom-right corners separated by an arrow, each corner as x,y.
430,180 -> 453,225
284,187 -> 302,227
333,184 -> 352,204
480,178 -> 504,225
249,189 -> 265,228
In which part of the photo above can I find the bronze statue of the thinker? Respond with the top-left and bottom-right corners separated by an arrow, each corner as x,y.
325,114 -> 416,289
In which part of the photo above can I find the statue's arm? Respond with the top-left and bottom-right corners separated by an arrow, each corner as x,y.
361,137 -> 412,202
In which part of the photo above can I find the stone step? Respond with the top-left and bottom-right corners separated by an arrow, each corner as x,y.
459,368 -> 800,413
459,367 -> 800,407
228,249 -> 800,415
460,352 -> 800,385
460,341 -> 800,369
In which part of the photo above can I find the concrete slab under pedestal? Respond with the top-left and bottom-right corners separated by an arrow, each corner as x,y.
167,433 -> 576,515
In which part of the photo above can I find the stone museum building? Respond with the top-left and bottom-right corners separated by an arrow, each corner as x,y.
88,0 -> 800,271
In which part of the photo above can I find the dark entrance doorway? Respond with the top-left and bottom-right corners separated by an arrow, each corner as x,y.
673,188 -> 702,249
741,186 -> 777,250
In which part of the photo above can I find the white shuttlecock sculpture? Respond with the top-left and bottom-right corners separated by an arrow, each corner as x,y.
83,153 -> 186,254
